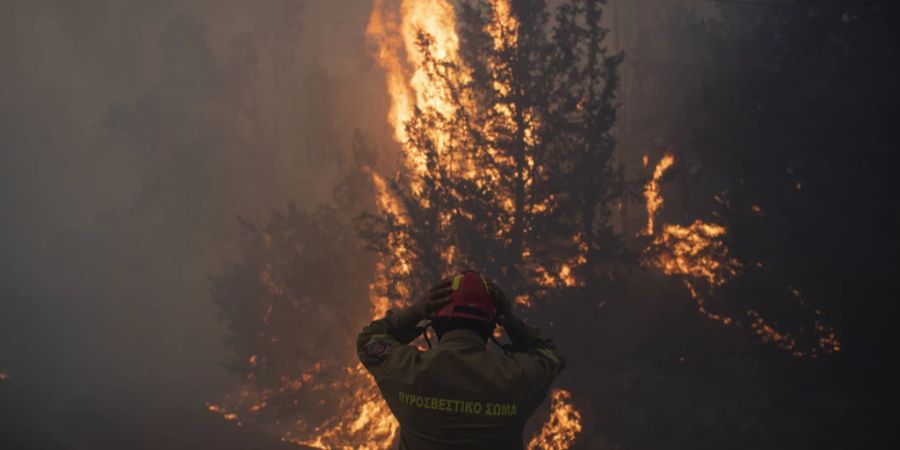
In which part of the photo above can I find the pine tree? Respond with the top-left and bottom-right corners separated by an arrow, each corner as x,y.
359,0 -> 625,307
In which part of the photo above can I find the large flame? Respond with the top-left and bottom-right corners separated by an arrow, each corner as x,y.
283,366 -> 398,449
368,0 -> 584,290
367,0 -> 467,183
651,221 -> 740,287
527,389 -> 583,450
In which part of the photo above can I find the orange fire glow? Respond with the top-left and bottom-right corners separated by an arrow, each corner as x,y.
367,0 -> 467,185
651,221 -> 741,287
527,389 -> 583,450
644,154 -> 741,327
644,154 -> 675,235
643,154 -> 841,357
368,0 -> 584,293
0,372 -> 9,381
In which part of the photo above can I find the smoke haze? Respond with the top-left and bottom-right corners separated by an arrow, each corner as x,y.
1,1 -> 391,447
3,1 -> 896,449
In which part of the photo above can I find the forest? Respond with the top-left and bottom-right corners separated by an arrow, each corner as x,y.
1,1 -> 896,449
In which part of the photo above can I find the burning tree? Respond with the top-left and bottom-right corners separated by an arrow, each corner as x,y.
212,0 -> 620,447
203,1 -> 879,448
358,0 -> 623,445
362,0 -> 625,308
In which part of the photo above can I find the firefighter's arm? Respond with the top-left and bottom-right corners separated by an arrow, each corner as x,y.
356,310 -> 419,373
488,280 -> 564,377
501,313 -> 565,413
501,314 -> 565,369
357,280 -> 453,376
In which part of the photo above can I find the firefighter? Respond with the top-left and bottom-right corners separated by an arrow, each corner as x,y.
357,270 -> 565,449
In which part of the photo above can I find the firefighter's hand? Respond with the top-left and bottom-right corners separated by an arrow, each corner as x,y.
487,279 -> 514,323
408,279 -> 453,322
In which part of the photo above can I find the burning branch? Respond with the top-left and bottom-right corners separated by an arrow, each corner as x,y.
641,154 -> 841,357
643,154 -> 675,235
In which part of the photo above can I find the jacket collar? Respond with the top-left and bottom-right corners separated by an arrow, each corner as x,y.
437,328 -> 488,349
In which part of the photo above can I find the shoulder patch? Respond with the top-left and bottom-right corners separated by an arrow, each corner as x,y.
364,340 -> 389,358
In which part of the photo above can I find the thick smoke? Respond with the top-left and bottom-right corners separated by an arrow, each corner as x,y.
1,1 -> 390,448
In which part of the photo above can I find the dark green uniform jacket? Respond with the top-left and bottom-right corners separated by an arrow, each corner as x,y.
357,310 -> 564,450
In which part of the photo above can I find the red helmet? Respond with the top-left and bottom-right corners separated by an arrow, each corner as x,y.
435,271 -> 496,322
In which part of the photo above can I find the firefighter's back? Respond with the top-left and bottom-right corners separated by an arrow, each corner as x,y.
356,273 -> 564,450
386,331 -> 538,450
